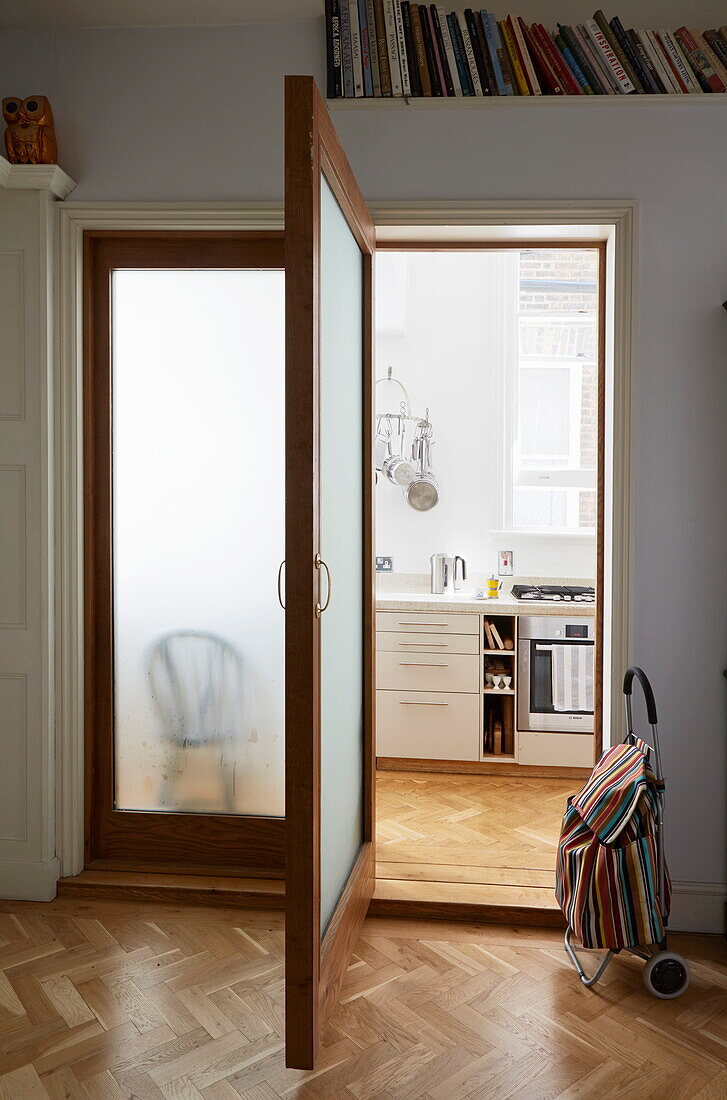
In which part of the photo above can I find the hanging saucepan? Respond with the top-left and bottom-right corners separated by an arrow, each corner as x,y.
405,433 -> 439,511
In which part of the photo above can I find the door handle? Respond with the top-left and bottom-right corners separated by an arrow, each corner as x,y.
315,554 -> 331,618
277,561 -> 285,610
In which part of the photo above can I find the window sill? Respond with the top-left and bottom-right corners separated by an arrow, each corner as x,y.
490,529 -> 595,542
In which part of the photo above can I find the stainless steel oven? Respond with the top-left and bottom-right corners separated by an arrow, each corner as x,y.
517,616 -> 594,733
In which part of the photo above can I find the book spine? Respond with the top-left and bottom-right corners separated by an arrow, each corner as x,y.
432,7 -> 456,95
555,30 -> 592,93
481,10 -> 507,95
340,0 -> 355,96
592,9 -> 642,91
393,0 -> 411,94
705,29 -> 727,73
676,27 -> 724,91
659,29 -> 699,92
628,28 -> 664,93
438,6 -> 462,96
459,13 -> 484,94
410,4 -> 432,95
465,9 -> 491,94
637,29 -> 672,92
584,19 -> 635,93
483,11 -> 514,95
325,0 -> 334,97
560,23 -> 603,93
475,12 -> 499,94
401,3 -> 421,95
349,0 -> 364,95
365,0 -> 382,93
575,23 -> 615,92
448,13 -> 474,94
509,14 -> 541,94
499,17 -> 528,93
527,23 -> 567,94
383,0 -> 403,94
358,0 -> 374,95
535,23 -> 578,93
426,6 -> 448,95
419,6 -> 442,95
720,27 -> 727,48
647,29 -> 682,91
700,31 -> 727,86
610,15 -> 654,91
373,0 -> 392,94
670,30 -> 704,91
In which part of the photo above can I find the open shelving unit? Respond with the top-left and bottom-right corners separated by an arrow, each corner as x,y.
482,614 -> 517,761
328,94 -> 727,109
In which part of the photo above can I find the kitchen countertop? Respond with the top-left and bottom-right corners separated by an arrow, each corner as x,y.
375,592 -> 595,617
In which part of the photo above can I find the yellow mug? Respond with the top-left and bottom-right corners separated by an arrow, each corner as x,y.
486,577 -> 502,599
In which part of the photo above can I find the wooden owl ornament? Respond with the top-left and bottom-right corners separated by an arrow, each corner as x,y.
3,96 -> 57,165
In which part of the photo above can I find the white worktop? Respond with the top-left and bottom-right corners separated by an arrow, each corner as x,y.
375,592 -> 595,617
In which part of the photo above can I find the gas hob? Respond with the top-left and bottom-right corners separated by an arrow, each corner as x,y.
511,584 -> 595,603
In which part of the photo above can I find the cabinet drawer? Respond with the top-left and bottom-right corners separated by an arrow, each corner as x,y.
377,630 -> 479,655
518,731 -> 595,768
376,610 -> 479,635
376,690 -> 480,761
377,651 -> 479,693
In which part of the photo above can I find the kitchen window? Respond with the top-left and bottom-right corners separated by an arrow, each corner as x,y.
505,248 -> 600,534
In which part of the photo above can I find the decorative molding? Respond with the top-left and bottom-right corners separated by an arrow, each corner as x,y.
0,159 -> 76,198
670,881 -> 726,935
55,203 -> 285,878
0,856 -> 61,901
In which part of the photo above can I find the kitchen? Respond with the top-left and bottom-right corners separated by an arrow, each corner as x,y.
373,243 -> 601,913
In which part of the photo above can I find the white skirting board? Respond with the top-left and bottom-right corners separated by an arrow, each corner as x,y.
0,858 -> 61,902
669,881 -> 726,935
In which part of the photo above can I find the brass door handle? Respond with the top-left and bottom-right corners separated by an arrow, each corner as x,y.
277,561 -> 285,610
315,554 -> 331,618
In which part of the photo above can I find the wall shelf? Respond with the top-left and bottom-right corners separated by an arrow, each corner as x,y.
483,648 -> 515,656
328,94 -> 727,110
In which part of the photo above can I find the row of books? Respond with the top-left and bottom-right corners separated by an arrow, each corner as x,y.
324,5 -> 727,97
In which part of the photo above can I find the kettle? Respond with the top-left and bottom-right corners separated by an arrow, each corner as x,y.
430,553 -> 453,594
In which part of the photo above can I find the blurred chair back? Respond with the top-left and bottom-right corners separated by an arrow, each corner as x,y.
148,631 -> 243,748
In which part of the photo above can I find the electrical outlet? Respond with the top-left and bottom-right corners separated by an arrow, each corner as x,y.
498,550 -> 513,576
376,556 -> 393,573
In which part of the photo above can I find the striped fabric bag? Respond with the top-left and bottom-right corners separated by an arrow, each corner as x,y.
556,738 -> 670,949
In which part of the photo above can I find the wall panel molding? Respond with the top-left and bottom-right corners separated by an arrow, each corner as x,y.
0,249 -> 26,420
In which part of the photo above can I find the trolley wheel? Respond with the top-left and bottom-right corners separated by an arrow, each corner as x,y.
643,952 -> 690,999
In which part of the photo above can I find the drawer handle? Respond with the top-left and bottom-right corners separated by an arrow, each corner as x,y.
398,641 -> 448,647
398,700 -> 449,706
398,662 -> 449,668
398,622 -> 449,627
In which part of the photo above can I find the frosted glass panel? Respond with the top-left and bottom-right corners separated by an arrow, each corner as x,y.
319,178 -> 364,933
112,269 -> 285,816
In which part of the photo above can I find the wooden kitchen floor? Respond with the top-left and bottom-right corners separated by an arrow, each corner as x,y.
375,771 -> 578,915
0,896 -> 725,1098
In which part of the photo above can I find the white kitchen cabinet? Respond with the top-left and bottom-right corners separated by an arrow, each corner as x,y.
376,690 -> 481,761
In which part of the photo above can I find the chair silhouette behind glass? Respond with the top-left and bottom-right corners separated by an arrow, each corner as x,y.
147,631 -> 244,812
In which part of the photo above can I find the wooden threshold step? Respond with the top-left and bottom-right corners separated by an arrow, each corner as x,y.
58,870 -> 285,910
370,878 -> 565,928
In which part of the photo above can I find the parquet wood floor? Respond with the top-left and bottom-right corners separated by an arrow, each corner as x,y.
376,772 -> 576,904
0,897 -> 724,1098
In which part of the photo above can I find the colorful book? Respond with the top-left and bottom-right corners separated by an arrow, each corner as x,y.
658,29 -> 700,92
560,23 -> 604,93
364,0 -> 382,94
704,29 -> 727,75
372,0 -> 392,94
536,23 -> 579,93
349,0 -> 364,95
340,0 -> 355,96
527,23 -> 568,94
438,6 -> 462,95
481,10 -> 512,94
432,7 -> 457,95
675,26 -> 725,91
574,23 -> 614,92
646,29 -> 681,91
610,15 -> 655,91
592,8 -> 642,91
382,0 -> 402,94
474,11 -> 499,94
426,6 -> 448,95
699,30 -> 727,85
392,1 -> 411,95
628,28 -> 665,93
448,12 -> 474,94
325,0 -> 343,98
584,18 -> 635,93
459,12 -> 484,94
419,6 -> 442,95
509,14 -> 541,94
465,9 -> 491,94
401,3 -> 421,95
499,17 -> 528,93
554,28 -> 591,92
358,0 -> 374,95
409,4 -> 431,94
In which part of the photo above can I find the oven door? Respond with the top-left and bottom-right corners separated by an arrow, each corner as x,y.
518,638 -> 594,733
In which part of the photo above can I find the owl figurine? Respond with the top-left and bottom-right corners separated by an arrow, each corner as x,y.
3,96 -> 57,165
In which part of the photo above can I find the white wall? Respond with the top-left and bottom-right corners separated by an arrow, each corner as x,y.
0,18 -> 724,919
374,250 -> 596,580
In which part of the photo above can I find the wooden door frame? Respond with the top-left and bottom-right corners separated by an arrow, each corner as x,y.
83,229 -> 287,874
375,237 -> 607,759
284,76 -> 376,1070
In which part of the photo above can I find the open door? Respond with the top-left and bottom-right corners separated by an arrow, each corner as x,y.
284,76 -> 375,1070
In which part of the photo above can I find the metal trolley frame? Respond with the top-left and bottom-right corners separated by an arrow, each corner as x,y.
563,667 -> 691,999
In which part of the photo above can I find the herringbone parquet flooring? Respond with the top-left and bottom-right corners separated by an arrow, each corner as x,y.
376,772 -> 576,897
0,897 -> 725,1098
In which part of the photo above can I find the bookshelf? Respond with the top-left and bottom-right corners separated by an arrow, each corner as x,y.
328,93 -> 727,108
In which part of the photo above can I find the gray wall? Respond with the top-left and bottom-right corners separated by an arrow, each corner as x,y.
1,19 -> 725,900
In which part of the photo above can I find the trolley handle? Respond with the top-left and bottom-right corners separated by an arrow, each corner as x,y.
623,666 -> 658,725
